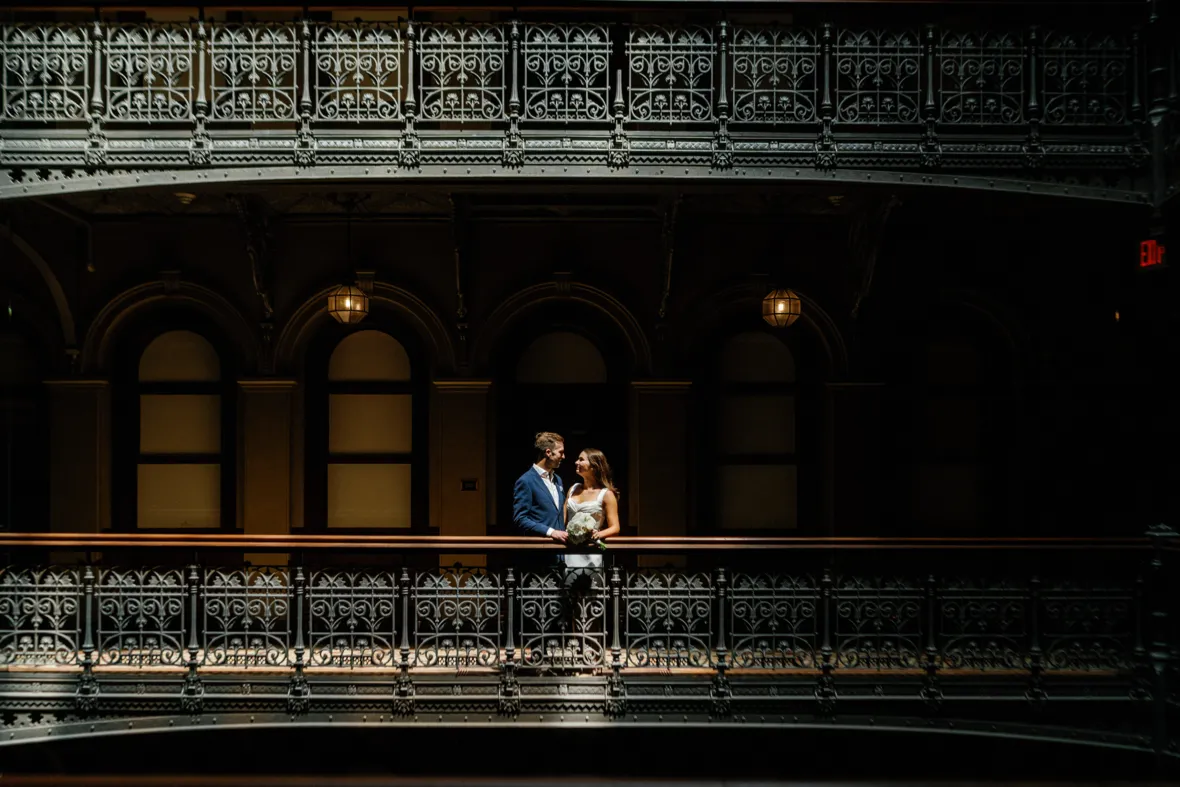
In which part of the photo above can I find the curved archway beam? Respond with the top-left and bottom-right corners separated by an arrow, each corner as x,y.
0,163 -> 1148,205
0,225 -> 77,348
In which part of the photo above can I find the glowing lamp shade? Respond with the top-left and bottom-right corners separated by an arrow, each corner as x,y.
762,288 -> 801,328
328,284 -> 369,325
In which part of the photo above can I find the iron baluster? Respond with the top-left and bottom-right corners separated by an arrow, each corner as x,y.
180,564 -> 203,714
288,564 -> 309,714
400,20 -> 420,168
816,23 -> 835,169
1026,575 -> 1046,706
499,567 -> 521,715
75,564 -> 98,713
713,20 -> 733,170
503,20 -> 524,167
295,18 -> 314,166
816,565 -> 836,714
394,566 -> 413,715
86,20 -> 107,166
191,18 -> 211,165
1024,26 -> 1043,166
921,573 -> 942,708
711,566 -> 732,718
1144,525 -> 1177,771
605,563 -> 626,717
920,25 -> 940,167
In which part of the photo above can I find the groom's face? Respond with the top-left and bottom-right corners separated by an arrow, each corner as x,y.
544,442 -> 565,470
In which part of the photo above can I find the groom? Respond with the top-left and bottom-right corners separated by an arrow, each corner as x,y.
513,431 -> 568,544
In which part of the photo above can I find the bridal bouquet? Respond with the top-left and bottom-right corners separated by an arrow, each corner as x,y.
566,512 -> 606,549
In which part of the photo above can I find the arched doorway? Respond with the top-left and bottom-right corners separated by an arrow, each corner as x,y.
491,307 -> 630,534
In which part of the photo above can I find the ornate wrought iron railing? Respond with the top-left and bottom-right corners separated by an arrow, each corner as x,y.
0,531 -> 1175,762
0,16 -> 1153,200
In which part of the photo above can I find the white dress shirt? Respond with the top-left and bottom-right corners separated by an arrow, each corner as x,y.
534,463 -> 560,537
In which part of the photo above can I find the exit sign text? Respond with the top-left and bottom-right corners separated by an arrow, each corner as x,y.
1140,239 -> 1167,269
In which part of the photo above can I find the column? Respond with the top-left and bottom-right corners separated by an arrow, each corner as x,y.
47,380 -> 110,532
826,382 -> 885,536
631,381 -> 691,566
431,380 -> 492,566
239,379 -> 296,566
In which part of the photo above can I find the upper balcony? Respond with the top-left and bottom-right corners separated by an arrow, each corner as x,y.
0,5 -> 1158,203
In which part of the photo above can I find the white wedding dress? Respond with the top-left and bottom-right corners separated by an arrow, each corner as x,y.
564,483 -> 606,569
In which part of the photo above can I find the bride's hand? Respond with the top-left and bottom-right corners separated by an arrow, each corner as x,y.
590,530 -> 600,540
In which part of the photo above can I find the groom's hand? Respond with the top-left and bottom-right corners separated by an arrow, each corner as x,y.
550,530 -> 568,543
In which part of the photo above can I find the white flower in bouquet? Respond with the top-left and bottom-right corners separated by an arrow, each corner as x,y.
566,512 -> 599,547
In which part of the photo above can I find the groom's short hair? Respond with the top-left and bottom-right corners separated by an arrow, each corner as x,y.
534,431 -> 564,460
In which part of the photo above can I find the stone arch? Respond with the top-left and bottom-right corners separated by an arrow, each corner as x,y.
80,280 -> 259,376
676,281 -> 848,380
927,287 -> 1032,382
274,281 -> 457,377
472,281 -> 653,378
0,226 -> 76,350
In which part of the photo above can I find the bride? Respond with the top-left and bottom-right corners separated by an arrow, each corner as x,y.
563,447 -> 621,569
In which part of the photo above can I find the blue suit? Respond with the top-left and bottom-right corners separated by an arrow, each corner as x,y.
513,467 -> 565,538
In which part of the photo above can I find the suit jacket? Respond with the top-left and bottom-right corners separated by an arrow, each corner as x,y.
513,467 -> 565,537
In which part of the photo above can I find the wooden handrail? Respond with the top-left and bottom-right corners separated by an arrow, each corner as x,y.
0,532 -> 1152,552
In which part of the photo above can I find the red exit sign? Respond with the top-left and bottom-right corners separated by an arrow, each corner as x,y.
1140,239 -> 1167,269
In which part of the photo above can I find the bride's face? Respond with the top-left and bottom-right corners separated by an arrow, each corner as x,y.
574,452 -> 590,477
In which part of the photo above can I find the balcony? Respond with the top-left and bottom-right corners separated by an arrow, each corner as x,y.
0,530 -> 1176,774
0,12 -> 1152,202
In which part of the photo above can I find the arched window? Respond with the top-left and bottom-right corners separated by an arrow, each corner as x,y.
135,330 -> 225,529
516,331 -> 608,385
324,330 -> 416,528
713,332 -> 799,531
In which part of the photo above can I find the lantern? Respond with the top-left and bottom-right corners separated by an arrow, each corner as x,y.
327,284 -> 369,324
762,288 -> 801,328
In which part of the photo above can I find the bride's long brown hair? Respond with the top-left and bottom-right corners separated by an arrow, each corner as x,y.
580,448 -> 619,499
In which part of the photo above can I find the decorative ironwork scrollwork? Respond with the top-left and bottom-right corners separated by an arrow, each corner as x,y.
627,26 -> 714,124
624,570 -> 713,667
1,24 -> 90,122
411,567 -> 501,667
834,575 -> 922,669
104,24 -> 194,123
938,30 -> 1023,125
938,577 -> 1027,670
314,22 -> 402,122
730,573 -> 819,669
210,23 -> 298,121
731,27 -> 818,125
522,24 -> 611,123
308,569 -> 397,668
1041,32 -> 1129,125
519,567 -> 607,670
95,567 -> 186,667
1042,581 -> 1134,671
0,566 -> 81,666
418,24 -> 507,123
834,29 -> 921,124
202,567 -> 292,668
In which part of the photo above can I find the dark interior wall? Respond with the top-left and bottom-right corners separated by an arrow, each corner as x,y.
0,185 -> 1170,536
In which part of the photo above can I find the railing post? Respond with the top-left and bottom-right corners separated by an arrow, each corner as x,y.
86,19 -> 107,166
498,566 -> 521,716
393,566 -> 414,715
295,18 -> 315,166
1023,26 -> 1044,167
503,20 -> 524,167
919,24 -> 941,167
605,563 -> 626,718
816,566 -> 836,714
816,23 -> 836,169
287,564 -> 310,714
920,573 -> 942,708
180,563 -> 203,714
608,68 -> 629,168
190,16 -> 212,165
712,20 -> 733,169
710,566 -> 732,718
1142,525 -> 1178,771
75,564 -> 99,713
1026,575 -> 1046,707
400,20 -> 421,168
